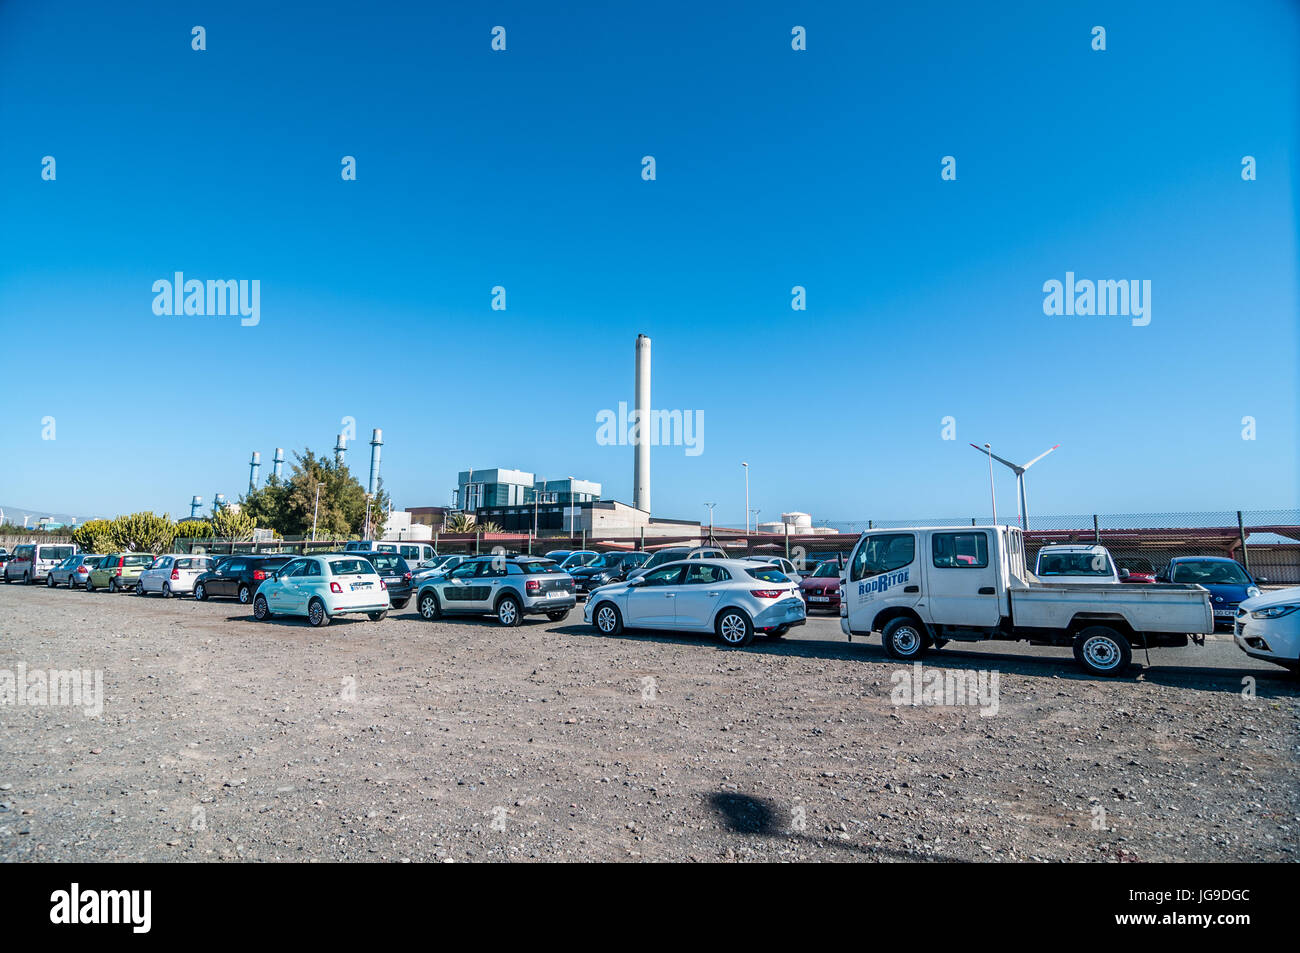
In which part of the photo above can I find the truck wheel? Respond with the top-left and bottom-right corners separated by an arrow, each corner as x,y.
882,617 -> 928,660
1073,626 -> 1132,676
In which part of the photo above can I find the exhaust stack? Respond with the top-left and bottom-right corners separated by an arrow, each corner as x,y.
190,496 -> 203,519
248,451 -> 261,491
335,433 -> 347,466
368,428 -> 383,497
273,447 -> 284,480
633,335 -> 651,513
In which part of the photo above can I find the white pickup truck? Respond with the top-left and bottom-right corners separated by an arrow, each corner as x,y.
839,525 -> 1213,676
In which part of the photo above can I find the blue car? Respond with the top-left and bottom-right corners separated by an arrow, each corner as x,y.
1159,557 -> 1264,630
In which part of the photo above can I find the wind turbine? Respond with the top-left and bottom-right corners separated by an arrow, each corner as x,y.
969,443 -> 1059,531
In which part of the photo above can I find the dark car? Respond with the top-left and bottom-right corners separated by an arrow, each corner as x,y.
193,554 -> 294,604
798,560 -> 844,611
353,550 -> 414,609
1159,556 -> 1265,630
568,551 -> 651,596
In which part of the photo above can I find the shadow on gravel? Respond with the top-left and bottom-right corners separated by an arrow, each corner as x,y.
555,626 -> 1299,699
223,614 -> 375,629
707,791 -> 956,862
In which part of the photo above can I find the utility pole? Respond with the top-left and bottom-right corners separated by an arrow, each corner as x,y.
311,483 -> 321,542
704,502 -> 716,545
741,462 -> 750,533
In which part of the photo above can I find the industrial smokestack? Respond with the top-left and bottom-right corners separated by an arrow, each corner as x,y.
214,493 -> 227,511
335,433 -> 347,466
190,496 -> 203,519
633,334 -> 651,513
273,447 -> 284,480
368,428 -> 383,496
248,451 -> 261,491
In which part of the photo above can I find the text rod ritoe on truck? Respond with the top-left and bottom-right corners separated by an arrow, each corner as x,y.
839,525 -> 1214,676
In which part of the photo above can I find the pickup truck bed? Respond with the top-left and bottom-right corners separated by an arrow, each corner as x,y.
1010,582 -> 1213,635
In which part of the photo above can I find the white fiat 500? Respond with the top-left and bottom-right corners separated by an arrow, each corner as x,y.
253,554 -> 391,627
583,558 -> 805,647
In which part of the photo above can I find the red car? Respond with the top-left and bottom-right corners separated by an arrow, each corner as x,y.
1116,557 -> 1156,584
799,561 -> 844,610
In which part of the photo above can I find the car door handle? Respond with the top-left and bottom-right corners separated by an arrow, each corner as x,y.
665,593 -> 675,598
707,591 -> 720,596
978,586 -> 995,595
904,585 -> 919,593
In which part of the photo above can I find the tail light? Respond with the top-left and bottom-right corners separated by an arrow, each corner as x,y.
115,568 -> 123,577
526,579 -> 541,594
403,572 -> 412,583
77,566 -> 88,574
171,569 -> 181,580
380,580 -> 388,590
253,570 -> 268,580
330,582 -> 343,593
750,589 -> 782,599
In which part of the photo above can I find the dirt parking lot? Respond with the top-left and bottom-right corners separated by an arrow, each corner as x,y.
1,583 -> 1296,862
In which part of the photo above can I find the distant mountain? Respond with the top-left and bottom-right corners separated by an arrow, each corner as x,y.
0,505 -> 89,528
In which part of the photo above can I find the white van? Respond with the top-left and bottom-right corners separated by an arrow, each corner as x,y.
3,543 -> 78,584
344,540 -> 437,565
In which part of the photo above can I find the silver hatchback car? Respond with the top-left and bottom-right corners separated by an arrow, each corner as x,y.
415,555 -> 576,626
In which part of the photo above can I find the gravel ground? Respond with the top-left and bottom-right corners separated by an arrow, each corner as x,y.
1,583 -> 1296,862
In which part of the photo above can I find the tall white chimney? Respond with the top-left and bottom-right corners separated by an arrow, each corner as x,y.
633,334 -> 651,513
272,447 -> 284,479
368,428 -> 383,496
248,451 -> 261,491
335,433 -> 347,466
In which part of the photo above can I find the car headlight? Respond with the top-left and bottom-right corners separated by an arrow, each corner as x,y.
1251,604 -> 1299,620
1245,586 -> 1261,599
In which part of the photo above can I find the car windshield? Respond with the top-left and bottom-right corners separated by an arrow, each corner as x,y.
745,566 -> 790,583
329,559 -> 374,576
367,554 -> 402,572
1171,560 -> 1250,585
812,561 -> 841,577
1038,553 -> 1112,576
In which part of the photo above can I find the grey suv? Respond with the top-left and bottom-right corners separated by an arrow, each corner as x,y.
415,555 -> 576,626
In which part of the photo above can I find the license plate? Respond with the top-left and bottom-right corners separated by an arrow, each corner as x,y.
1214,610 -> 1235,617
385,576 -> 401,584
551,590 -> 569,598
351,582 -> 372,591
809,595 -> 829,602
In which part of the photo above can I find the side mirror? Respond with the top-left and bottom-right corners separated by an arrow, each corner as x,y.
627,577 -> 645,587
1256,577 -> 1269,585
1119,568 -> 1131,580
1155,575 -> 1168,583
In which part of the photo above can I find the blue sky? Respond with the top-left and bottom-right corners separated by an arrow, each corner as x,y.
1,0 -> 1297,526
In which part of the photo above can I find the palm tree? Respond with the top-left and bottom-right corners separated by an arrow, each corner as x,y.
444,513 -> 478,533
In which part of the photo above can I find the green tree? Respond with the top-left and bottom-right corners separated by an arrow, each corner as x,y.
238,449 -> 390,539
111,512 -> 177,554
175,518 -> 214,539
211,506 -> 255,540
71,519 -> 116,553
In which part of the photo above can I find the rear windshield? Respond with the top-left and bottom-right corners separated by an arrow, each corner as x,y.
515,561 -> 556,574
175,557 -> 207,570
124,554 -> 153,567
38,546 -> 74,560
328,559 -> 374,576
1038,553 -> 1112,576
367,554 -> 403,573
745,566 -> 790,583
645,549 -> 687,568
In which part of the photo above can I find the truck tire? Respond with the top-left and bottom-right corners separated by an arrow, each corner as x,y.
882,617 -> 928,660
1073,625 -> 1132,676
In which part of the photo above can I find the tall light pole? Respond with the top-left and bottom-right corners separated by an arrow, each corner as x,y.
704,502 -> 716,543
311,483 -> 321,542
741,462 -> 750,534
982,443 -> 998,526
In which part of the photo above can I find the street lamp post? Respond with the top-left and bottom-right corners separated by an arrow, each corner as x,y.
741,462 -> 750,534
704,502 -> 716,543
